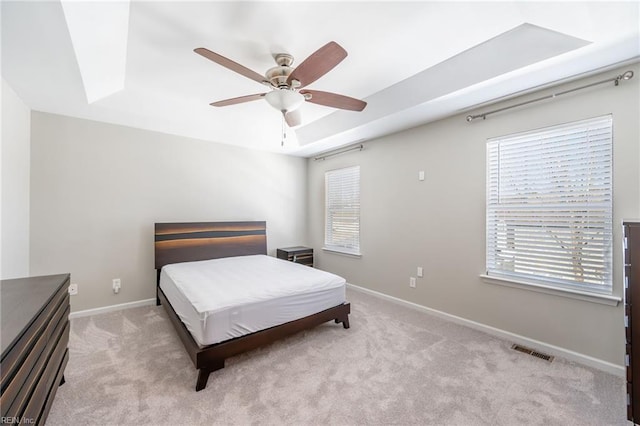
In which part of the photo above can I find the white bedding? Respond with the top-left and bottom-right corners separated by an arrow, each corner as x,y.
159,254 -> 346,346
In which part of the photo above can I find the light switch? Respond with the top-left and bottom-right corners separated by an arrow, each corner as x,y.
417,267 -> 423,277
418,171 -> 425,181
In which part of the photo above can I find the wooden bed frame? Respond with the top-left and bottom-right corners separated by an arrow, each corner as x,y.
154,221 -> 351,391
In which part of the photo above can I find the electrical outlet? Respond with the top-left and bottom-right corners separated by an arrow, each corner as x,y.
68,283 -> 78,296
112,278 -> 121,294
409,277 -> 417,288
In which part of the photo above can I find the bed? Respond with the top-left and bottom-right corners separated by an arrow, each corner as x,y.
154,221 -> 351,391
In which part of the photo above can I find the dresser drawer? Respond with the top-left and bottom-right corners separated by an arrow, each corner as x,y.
0,274 -> 70,426
39,349 -> 69,424
292,252 -> 313,263
0,287 -> 69,394
628,344 -> 633,383
629,382 -> 634,421
22,324 -> 70,424
3,301 -> 69,419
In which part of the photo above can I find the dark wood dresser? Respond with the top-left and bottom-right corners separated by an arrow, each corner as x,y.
1,274 -> 70,425
277,246 -> 314,267
625,221 -> 640,423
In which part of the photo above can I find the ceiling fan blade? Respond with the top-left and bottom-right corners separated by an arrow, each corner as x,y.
210,93 -> 266,107
287,41 -> 347,88
195,48 -> 267,85
300,90 -> 367,111
284,110 -> 302,127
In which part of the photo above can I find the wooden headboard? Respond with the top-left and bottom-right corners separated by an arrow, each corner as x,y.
154,221 -> 267,270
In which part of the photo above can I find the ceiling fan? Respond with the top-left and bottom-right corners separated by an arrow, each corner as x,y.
194,41 -> 367,127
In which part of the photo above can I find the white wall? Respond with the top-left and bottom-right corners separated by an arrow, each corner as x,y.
1,78 -> 31,279
30,112 -> 307,312
307,64 -> 640,367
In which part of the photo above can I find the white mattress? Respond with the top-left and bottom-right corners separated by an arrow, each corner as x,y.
159,254 -> 346,346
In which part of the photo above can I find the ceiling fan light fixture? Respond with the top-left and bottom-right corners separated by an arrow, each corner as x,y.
265,89 -> 304,112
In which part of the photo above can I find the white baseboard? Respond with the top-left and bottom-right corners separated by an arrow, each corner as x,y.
69,298 -> 156,319
346,283 -> 625,377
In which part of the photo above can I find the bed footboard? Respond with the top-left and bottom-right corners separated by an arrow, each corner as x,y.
158,286 -> 350,391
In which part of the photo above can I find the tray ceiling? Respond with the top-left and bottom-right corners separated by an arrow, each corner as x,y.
2,1 -> 639,156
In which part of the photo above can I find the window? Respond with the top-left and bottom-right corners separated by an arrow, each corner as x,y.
486,115 -> 613,295
325,166 -> 361,255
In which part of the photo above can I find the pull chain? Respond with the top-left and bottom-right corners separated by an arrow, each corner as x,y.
281,111 -> 287,147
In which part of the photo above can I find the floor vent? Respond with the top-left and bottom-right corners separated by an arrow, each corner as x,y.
511,344 -> 554,362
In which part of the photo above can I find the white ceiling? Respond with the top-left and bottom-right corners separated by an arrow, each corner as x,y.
2,1 -> 639,157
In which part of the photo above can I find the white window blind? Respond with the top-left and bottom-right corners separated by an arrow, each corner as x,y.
486,115 -> 613,294
325,166 -> 360,255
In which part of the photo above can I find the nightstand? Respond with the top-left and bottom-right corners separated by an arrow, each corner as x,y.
277,246 -> 314,267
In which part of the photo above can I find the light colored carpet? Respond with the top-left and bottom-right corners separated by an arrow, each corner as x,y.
47,289 -> 628,425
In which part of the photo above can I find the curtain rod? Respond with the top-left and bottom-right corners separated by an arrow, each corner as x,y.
466,70 -> 634,123
313,143 -> 364,161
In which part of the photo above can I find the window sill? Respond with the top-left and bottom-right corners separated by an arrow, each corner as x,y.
480,274 -> 621,306
322,247 -> 362,258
